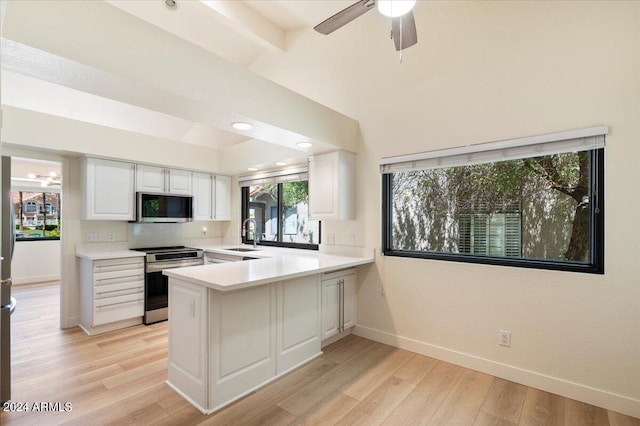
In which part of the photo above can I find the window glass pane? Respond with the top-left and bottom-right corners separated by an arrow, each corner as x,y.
389,151 -> 595,264
11,191 -> 61,240
244,180 -> 320,248
248,183 -> 278,242
281,181 -> 319,245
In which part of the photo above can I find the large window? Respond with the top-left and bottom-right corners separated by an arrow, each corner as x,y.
12,191 -> 61,240
242,180 -> 320,249
382,129 -> 605,274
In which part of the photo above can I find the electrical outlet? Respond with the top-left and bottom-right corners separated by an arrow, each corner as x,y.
86,232 -> 101,242
498,329 -> 511,347
326,234 -> 335,245
107,233 -> 115,242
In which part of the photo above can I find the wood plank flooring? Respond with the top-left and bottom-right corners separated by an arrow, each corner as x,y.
1,283 -> 638,426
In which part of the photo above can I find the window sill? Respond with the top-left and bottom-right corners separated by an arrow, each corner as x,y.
383,250 -> 603,275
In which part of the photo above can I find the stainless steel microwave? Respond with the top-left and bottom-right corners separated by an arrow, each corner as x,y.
136,192 -> 193,223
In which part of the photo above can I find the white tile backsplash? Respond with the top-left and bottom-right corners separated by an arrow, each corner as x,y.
128,223 -> 183,248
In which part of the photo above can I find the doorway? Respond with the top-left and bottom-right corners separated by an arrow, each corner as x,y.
10,157 -> 62,289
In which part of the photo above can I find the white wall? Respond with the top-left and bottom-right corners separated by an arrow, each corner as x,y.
12,239 -> 60,285
250,1 -> 640,417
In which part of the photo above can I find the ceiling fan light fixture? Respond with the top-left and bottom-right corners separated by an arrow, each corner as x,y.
376,0 -> 416,18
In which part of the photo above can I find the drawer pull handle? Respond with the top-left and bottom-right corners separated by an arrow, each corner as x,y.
96,287 -> 143,296
97,299 -> 143,309
95,276 -> 144,285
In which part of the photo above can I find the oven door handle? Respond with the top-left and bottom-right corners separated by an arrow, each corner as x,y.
146,259 -> 204,272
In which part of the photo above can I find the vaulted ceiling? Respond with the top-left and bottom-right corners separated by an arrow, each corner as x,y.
1,0 -> 369,172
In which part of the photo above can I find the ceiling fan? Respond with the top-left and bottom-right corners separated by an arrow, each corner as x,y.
314,0 -> 417,52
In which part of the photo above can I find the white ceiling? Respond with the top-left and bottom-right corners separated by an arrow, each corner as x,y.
0,0 -> 375,172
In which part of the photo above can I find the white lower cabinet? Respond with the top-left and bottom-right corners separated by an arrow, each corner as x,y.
79,256 -> 145,335
168,279 -> 209,409
209,283 -> 277,409
321,269 -> 356,343
277,275 -> 322,374
167,275 -> 321,414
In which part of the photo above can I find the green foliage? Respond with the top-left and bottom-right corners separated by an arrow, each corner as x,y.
46,227 -> 61,237
282,181 -> 309,210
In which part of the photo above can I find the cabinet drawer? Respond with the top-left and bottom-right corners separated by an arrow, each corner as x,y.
93,293 -> 144,326
94,272 -> 144,287
94,279 -> 144,299
321,268 -> 356,282
93,258 -> 144,274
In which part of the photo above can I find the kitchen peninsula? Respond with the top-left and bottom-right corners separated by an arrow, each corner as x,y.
162,246 -> 373,414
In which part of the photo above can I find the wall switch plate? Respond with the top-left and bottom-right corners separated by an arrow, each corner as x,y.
498,329 -> 511,347
86,232 -> 101,242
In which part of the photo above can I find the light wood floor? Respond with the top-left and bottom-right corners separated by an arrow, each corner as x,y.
1,283 -> 638,426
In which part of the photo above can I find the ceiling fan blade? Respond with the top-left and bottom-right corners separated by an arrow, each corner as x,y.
314,0 -> 376,35
391,10 -> 418,51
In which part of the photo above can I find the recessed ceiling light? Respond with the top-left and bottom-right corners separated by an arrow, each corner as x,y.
296,142 -> 313,148
275,161 -> 288,166
165,0 -> 177,9
232,122 -> 253,130
247,167 -> 259,172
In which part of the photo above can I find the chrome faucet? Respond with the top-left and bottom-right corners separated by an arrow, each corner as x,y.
241,218 -> 257,248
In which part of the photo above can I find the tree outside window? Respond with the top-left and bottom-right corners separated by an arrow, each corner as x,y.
385,149 -> 603,273
12,191 -> 61,240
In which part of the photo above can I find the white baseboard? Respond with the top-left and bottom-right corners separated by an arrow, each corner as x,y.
12,275 -> 60,285
65,315 -> 80,329
352,325 -> 640,419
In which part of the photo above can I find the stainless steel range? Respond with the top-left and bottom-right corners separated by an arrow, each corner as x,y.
132,246 -> 204,324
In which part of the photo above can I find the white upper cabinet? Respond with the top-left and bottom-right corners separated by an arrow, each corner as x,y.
168,169 -> 192,194
84,158 -> 136,221
136,164 -> 192,195
214,175 -> 231,221
191,173 -> 231,221
309,151 -> 355,220
192,172 -> 213,221
135,165 -> 165,193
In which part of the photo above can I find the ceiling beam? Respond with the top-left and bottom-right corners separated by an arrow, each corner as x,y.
199,0 -> 286,52
1,0 -> 359,153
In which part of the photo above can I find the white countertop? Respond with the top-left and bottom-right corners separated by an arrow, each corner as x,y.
75,249 -> 145,260
164,244 -> 374,292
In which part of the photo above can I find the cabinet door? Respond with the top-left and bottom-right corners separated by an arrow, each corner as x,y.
136,165 -> 165,192
192,172 -> 213,221
214,175 -> 231,221
169,169 -> 192,195
321,278 -> 340,340
277,275 -> 321,374
168,279 -> 208,409
209,284 -> 276,409
84,158 -> 135,221
309,153 -> 337,219
342,273 -> 356,330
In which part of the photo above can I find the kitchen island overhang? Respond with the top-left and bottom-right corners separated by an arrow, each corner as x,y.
162,247 -> 373,414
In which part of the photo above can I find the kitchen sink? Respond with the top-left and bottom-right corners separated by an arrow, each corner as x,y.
224,247 -> 257,252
